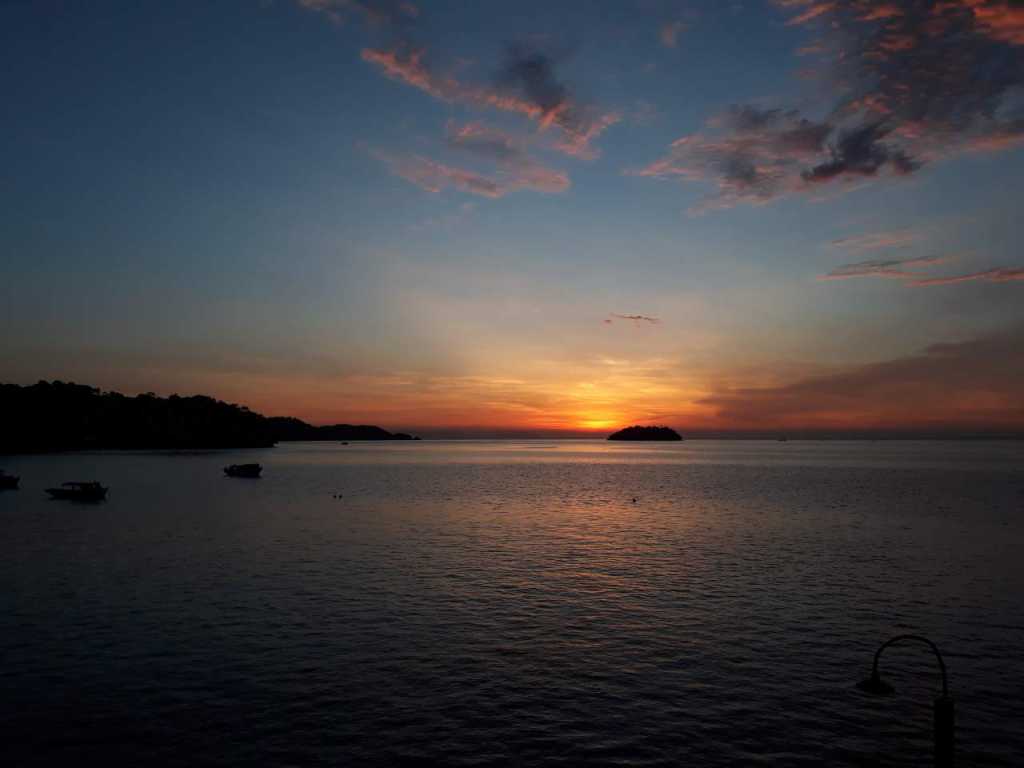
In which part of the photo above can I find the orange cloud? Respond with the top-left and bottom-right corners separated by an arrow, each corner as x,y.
963,0 -> 1024,45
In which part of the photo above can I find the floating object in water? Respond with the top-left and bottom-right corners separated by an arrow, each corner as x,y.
632,497 -> 637,503
0,470 -> 19,490
45,481 -> 108,501
224,463 -> 262,478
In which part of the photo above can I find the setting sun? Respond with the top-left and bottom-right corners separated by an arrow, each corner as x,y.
579,417 -> 619,430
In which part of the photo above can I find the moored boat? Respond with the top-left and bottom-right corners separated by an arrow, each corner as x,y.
46,481 -> 108,501
224,463 -> 262,478
0,470 -> 20,490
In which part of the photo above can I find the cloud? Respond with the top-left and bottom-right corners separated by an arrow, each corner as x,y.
375,152 -> 504,197
968,0 -> 1024,45
297,0 -> 418,27
446,121 -> 524,163
801,121 -> 920,183
829,229 -> 918,251
782,1 -> 1024,157
361,43 -> 619,159
819,255 -> 947,280
444,121 -> 571,193
699,324 -> 1024,429
784,1 -> 837,26
638,1 -> 1024,209
373,148 -> 569,197
820,255 -> 1024,286
631,105 -> 834,210
659,21 -> 687,48
360,46 -> 458,102
910,266 -> 1024,286
492,44 -> 621,159
606,313 -> 661,324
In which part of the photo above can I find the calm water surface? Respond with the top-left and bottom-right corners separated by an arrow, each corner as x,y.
2,440 -> 1023,766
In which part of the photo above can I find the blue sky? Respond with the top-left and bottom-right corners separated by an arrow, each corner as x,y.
3,0 -> 1023,433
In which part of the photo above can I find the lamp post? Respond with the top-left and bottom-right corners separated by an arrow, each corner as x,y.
857,634 -> 954,768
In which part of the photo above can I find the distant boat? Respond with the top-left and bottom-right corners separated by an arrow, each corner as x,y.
777,436 -> 789,442
339,441 -> 349,446
224,463 -> 262,478
0,470 -> 19,490
46,481 -> 108,501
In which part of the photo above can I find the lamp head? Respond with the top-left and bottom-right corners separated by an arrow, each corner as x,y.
857,670 -> 895,696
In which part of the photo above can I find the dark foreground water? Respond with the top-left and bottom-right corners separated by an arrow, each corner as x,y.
1,440 -> 1023,766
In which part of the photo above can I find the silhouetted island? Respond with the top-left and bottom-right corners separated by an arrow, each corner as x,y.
266,417 -> 418,442
0,381 -> 417,453
607,425 -> 683,441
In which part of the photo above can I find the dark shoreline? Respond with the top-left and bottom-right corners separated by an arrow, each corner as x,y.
0,380 -> 417,455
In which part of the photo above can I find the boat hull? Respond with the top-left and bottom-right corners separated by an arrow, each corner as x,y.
224,464 -> 262,478
46,488 -> 107,501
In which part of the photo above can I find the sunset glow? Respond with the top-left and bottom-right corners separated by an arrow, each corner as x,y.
2,1 -> 1023,436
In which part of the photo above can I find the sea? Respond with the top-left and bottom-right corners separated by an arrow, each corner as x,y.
1,440 -> 1022,766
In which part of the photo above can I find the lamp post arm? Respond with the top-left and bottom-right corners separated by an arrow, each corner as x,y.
872,634 -> 949,699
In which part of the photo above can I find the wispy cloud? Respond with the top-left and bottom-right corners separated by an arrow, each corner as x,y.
820,255 -> 1024,286
446,121 -> 525,163
297,0 -> 418,27
818,256 -> 947,280
445,121 -> 571,192
605,313 -> 661,325
361,43 -> 619,159
829,229 -> 918,251
910,266 -> 1024,286
373,148 -> 568,198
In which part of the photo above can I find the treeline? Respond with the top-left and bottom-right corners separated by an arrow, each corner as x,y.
0,381 -> 416,453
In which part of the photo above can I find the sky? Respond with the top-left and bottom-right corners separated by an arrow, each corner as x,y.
2,0 -> 1024,436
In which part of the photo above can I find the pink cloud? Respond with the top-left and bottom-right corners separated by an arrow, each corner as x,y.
298,0 -> 417,26
444,121 -> 571,193
910,267 -> 1024,286
373,149 -> 569,198
829,229 -> 919,251
818,256 -> 947,280
361,45 -> 619,159
819,254 -> 1024,287
782,1 -> 837,26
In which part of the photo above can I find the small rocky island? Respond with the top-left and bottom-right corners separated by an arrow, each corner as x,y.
607,425 -> 683,441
